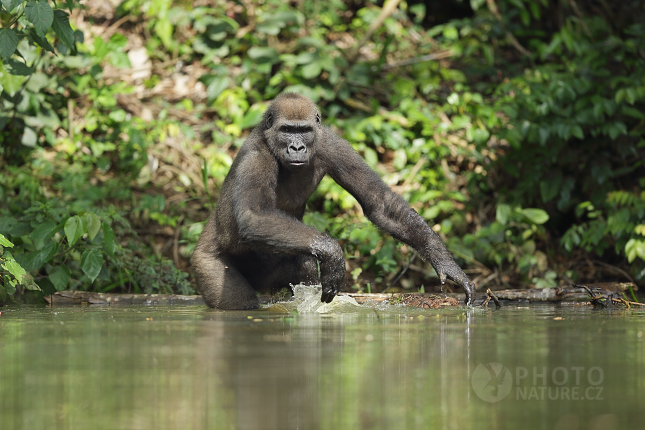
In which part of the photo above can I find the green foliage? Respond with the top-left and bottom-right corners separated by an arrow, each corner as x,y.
1,0 -> 644,298
0,0 -> 80,160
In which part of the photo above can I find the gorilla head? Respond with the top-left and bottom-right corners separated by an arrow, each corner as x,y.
263,93 -> 322,169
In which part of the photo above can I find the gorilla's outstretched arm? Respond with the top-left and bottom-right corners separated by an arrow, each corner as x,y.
322,129 -> 475,305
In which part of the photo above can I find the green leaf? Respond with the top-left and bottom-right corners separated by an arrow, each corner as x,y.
206,76 -> 229,104
301,62 -> 322,79
538,127 -> 550,145
5,58 -> 34,76
2,260 -> 26,283
5,276 -> 17,295
49,264 -> 71,291
593,102 -> 604,119
0,28 -> 19,61
64,215 -> 85,246
51,10 -> 75,51
4,221 -> 32,237
21,273 -> 41,291
154,19 -> 173,47
21,126 -> 38,147
496,204 -> 511,225
66,0 -> 74,12
1,0 -> 26,13
30,222 -> 57,250
83,213 -> 101,241
571,125 -> 583,139
102,223 -> 116,259
39,240 -> 59,265
30,29 -> 55,54
522,208 -> 549,225
625,239 -> 645,263
108,109 -> 127,122
247,47 -> 278,63
81,249 -> 103,282
303,212 -> 330,232
0,233 -> 13,248
25,0 -> 54,38
442,26 -> 458,40
240,109 -> 264,130
17,250 -> 42,271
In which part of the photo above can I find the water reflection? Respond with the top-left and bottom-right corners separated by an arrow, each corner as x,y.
0,301 -> 643,429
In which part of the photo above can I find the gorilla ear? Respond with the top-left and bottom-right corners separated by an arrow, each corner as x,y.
315,112 -> 321,124
265,113 -> 274,129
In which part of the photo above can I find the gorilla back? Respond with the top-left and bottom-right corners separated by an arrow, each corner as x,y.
192,93 -> 475,309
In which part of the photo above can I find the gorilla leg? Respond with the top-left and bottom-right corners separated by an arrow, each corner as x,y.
192,249 -> 260,310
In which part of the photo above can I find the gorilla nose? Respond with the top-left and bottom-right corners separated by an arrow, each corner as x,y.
289,143 -> 306,152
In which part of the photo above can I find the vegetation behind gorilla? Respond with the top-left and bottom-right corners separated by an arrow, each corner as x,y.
0,1 -> 643,302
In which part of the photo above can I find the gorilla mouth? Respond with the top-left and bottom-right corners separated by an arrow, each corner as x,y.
289,161 -> 306,167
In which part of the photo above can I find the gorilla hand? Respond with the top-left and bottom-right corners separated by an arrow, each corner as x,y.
311,236 -> 345,303
437,268 -> 476,306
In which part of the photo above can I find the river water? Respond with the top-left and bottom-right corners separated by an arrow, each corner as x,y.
1,286 -> 643,430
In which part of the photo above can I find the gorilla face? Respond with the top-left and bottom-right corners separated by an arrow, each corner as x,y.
264,98 -> 321,170
277,121 -> 316,168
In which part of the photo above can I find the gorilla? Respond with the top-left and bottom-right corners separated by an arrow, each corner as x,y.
192,93 -> 475,309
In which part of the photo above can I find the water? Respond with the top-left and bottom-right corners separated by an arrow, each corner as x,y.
1,286 -> 644,430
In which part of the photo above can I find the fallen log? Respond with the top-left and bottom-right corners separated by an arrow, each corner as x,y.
44,290 -> 205,306
43,282 -> 637,307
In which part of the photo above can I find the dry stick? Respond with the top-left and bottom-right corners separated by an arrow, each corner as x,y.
344,98 -> 409,126
380,51 -> 453,70
486,0 -> 532,59
348,0 -> 403,63
486,288 -> 502,308
575,284 -> 645,308
103,15 -> 134,40
481,295 -> 491,308
615,298 -> 645,307
401,157 -> 426,190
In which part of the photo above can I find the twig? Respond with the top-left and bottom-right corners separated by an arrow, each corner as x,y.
348,0 -> 403,63
486,288 -> 501,308
103,15 -> 134,40
486,0 -> 533,60
377,50 -> 453,70
574,284 -> 645,308
401,157 -> 426,189
481,295 -> 491,307
591,260 -> 635,283
343,98 -> 409,126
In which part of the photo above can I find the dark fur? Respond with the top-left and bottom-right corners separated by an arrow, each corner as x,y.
192,93 -> 475,309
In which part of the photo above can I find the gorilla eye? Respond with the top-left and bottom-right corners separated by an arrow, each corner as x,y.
265,113 -> 274,129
